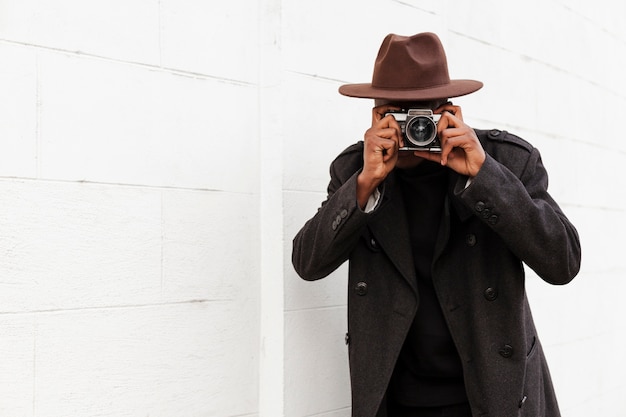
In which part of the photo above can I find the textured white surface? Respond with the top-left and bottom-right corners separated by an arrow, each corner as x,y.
0,0 -> 623,416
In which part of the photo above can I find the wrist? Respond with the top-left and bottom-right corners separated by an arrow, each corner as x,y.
357,172 -> 380,209
468,152 -> 486,178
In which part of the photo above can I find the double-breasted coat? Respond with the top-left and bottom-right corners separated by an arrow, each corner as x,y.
292,129 -> 581,417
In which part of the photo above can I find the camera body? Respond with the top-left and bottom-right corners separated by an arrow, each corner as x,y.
385,109 -> 442,152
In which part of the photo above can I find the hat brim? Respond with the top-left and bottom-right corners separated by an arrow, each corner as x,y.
338,79 -> 483,101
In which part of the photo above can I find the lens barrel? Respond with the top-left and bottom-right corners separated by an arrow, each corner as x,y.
405,116 -> 437,146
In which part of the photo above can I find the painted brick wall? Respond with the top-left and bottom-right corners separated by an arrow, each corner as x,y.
0,1 -> 624,417
0,1 -> 260,416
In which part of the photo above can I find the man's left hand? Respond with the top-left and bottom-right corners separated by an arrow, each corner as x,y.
413,103 -> 486,178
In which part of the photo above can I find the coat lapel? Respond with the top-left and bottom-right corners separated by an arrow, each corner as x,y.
432,172 -> 456,263
367,172 -> 418,294
434,171 -> 473,262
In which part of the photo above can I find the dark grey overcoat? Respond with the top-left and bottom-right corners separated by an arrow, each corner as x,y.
292,129 -> 581,417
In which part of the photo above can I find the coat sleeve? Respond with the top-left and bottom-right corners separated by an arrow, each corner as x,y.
292,144 -> 375,281
456,142 -> 581,285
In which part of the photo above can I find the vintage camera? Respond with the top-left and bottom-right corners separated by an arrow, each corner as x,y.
385,109 -> 442,152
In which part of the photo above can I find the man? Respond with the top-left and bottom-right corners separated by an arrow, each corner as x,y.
292,32 -> 581,417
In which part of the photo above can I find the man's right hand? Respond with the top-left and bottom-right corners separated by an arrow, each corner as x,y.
356,105 -> 403,209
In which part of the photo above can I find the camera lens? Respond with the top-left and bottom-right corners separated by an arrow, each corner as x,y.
406,116 -> 436,146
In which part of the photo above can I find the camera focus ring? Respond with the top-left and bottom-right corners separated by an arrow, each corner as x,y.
405,116 -> 437,146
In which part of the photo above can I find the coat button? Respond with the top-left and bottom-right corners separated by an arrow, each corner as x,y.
499,344 -> 514,358
367,237 -> 380,252
355,281 -> 368,296
475,201 -> 486,212
466,234 -> 477,246
332,220 -> 338,230
488,215 -> 499,225
340,209 -> 348,218
481,208 -> 491,219
345,333 -> 350,345
484,287 -> 498,301
489,129 -> 501,137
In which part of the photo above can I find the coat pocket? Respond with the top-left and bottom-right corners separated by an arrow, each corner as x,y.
526,335 -> 538,358
519,336 -> 543,416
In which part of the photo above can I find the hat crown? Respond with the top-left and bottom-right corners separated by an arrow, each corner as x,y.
372,33 -> 451,90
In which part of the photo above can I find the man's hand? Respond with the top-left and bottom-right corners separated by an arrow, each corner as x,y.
356,105 -> 403,209
414,103 -> 486,178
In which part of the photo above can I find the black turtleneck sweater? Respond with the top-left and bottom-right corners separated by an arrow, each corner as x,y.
388,160 -> 468,408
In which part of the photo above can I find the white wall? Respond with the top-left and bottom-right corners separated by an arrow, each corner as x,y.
0,1 -> 260,416
0,1 -> 624,416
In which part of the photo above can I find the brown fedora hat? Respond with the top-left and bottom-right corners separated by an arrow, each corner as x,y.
339,32 -> 483,101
